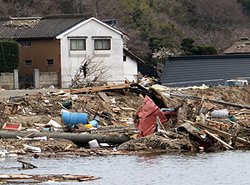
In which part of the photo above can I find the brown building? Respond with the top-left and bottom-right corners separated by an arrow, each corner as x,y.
0,14 -> 90,86
19,39 -> 60,81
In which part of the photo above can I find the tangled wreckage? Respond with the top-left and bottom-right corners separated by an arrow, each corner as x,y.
1,82 -> 250,157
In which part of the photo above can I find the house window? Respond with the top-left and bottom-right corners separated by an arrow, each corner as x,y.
47,59 -> 54,66
123,55 -> 126,62
25,60 -> 32,66
70,39 -> 86,50
94,39 -> 111,50
18,40 -> 31,47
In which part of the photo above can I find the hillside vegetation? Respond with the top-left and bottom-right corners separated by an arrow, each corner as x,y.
1,0 -> 250,64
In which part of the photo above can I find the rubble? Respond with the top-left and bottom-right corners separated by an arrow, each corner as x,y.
0,83 -> 250,158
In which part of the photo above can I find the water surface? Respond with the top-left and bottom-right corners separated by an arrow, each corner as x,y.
0,150 -> 249,185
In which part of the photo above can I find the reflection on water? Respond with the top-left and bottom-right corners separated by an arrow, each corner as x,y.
0,151 -> 249,185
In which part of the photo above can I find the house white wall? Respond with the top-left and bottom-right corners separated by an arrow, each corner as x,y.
56,17 -> 124,88
123,55 -> 138,83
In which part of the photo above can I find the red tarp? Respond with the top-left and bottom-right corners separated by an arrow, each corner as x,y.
137,96 -> 169,137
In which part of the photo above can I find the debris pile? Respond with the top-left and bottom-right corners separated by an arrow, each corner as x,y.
1,83 -> 250,156
0,173 -> 100,183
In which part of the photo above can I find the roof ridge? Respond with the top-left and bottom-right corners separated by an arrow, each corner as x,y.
41,14 -> 93,20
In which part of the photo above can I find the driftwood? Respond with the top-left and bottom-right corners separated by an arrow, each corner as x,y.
17,160 -> 37,169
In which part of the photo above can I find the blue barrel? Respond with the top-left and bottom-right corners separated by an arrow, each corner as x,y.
88,120 -> 98,127
62,112 -> 88,125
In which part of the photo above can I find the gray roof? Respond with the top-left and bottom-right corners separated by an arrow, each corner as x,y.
160,54 -> 250,87
0,14 -> 91,39
123,48 -> 145,64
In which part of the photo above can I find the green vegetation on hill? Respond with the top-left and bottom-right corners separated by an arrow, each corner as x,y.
0,0 -> 249,65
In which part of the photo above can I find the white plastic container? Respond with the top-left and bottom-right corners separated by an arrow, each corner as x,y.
211,109 -> 229,118
23,145 -> 41,153
88,139 -> 99,149
47,120 -> 62,128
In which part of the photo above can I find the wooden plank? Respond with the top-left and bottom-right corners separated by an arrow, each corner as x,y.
120,107 -> 137,111
63,84 -> 131,94
98,92 -> 111,103
21,132 -> 35,140
156,116 -> 166,131
195,122 -> 250,144
204,130 -> 234,150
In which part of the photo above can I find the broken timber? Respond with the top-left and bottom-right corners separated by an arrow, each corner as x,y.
204,130 -> 234,150
17,160 -> 37,169
188,121 -> 250,144
64,84 -> 131,94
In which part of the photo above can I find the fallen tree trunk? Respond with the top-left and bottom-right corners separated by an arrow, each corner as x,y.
0,131 -> 130,146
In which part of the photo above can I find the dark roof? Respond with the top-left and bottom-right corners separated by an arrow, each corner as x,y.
123,48 -> 145,64
223,38 -> 250,54
160,54 -> 250,87
103,19 -> 129,36
0,14 -> 92,39
102,19 -> 130,44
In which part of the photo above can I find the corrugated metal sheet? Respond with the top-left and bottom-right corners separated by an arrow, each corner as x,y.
160,54 -> 250,87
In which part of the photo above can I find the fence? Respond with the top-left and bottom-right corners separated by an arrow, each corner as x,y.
0,71 -> 59,90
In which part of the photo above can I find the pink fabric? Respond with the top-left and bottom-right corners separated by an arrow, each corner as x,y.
137,96 -> 168,137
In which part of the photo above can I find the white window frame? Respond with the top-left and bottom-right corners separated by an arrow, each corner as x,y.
69,37 -> 87,51
93,36 -> 111,50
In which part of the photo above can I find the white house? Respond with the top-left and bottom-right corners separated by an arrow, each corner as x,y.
56,17 -> 141,88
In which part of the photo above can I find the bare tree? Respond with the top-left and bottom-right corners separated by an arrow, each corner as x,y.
70,55 -> 111,88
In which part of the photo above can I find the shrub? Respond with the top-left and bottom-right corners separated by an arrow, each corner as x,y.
0,39 -> 19,73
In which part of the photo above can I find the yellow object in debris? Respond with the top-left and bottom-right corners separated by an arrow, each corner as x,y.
84,124 -> 93,129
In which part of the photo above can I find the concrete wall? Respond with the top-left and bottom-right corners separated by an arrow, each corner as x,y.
39,72 -> 59,88
0,73 -> 14,90
56,17 -> 124,88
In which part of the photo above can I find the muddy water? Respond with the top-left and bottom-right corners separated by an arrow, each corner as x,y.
0,151 -> 249,185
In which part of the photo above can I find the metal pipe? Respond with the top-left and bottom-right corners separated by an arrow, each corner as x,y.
0,131 -> 130,146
